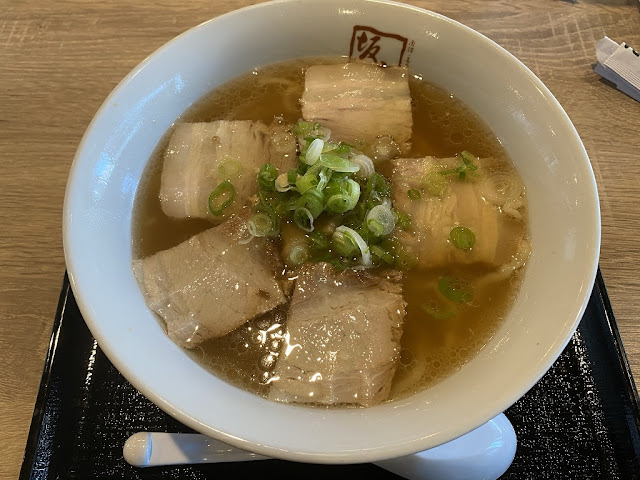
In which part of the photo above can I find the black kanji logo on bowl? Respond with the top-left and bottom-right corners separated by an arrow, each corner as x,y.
349,26 -> 410,66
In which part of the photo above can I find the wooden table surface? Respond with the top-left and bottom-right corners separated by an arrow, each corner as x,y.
1,0 -> 639,477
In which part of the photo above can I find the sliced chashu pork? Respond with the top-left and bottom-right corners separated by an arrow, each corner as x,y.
160,120 -> 296,221
132,215 -> 286,348
391,156 -> 528,269
269,263 -> 406,407
301,63 -> 412,153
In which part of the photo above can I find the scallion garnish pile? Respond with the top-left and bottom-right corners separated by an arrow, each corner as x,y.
246,120 -> 415,270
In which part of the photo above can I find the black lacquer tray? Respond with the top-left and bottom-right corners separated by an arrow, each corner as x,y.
20,270 -> 640,479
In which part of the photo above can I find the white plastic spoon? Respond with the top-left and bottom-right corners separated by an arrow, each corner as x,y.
123,413 -> 517,480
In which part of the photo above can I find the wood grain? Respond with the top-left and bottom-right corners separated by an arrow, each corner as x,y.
1,1 -> 638,478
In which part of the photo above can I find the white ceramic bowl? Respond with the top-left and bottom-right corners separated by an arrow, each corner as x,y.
63,0 -> 600,464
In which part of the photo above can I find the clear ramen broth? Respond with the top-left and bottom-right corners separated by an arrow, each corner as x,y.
132,58 -> 527,402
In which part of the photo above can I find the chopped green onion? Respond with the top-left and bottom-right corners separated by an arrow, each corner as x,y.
372,173 -> 392,196
342,173 -> 391,234
364,173 -> 391,207
316,167 -> 332,191
296,169 -> 320,194
423,171 -> 448,196
294,208 -> 314,232
248,213 -> 278,237
247,120 -> 422,271
296,189 -> 324,218
334,226 -> 371,266
371,245 -> 394,265
218,157 -> 243,179
289,244 -> 310,265
334,142 -> 352,156
366,204 -> 396,236
332,230 -> 358,256
322,141 -> 351,157
258,164 -> 278,191
350,154 -> 375,179
449,226 -> 476,250
407,189 -> 421,200
302,138 -> 324,165
326,195 -> 353,214
438,276 -> 473,304
420,303 -> 456,320
208,180 -> 235,216
440,151 -> 479,180
319,154 -> 360,173
323,177 -> 343,198
325,178 -> 361,214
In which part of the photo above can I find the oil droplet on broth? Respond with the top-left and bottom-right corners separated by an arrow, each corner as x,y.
260,354 -> 277,371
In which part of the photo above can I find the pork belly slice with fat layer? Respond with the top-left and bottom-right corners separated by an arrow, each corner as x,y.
160,120 -> 296,221
391,156 -> 528,269
301,63 -> 412,153
132,216 -> 286,348
269,263 -> 406,407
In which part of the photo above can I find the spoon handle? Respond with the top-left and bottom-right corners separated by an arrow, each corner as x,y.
124,413 -> 516,480
123,432 -> 268,466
